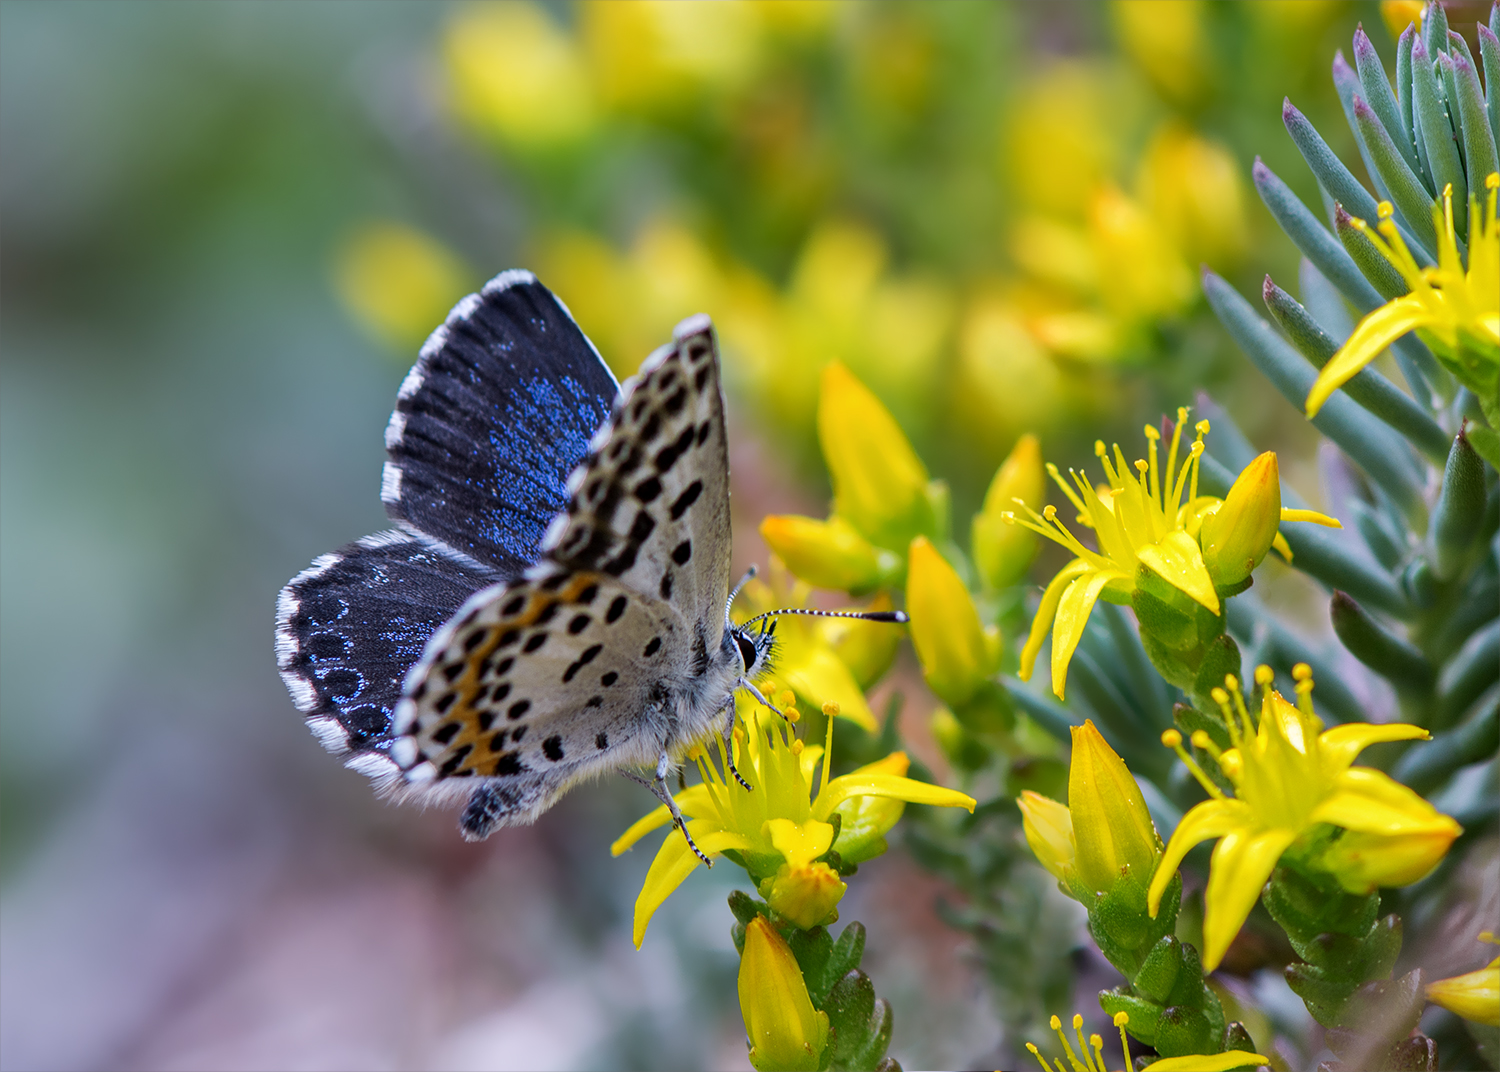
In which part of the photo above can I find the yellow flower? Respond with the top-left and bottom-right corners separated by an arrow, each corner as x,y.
739,915 -> 829,1072
442,3 -> 596,150
906,537 -> 1002,708
1111,0 -> 1211,108
1007,415 -> 1337,699
1026,1010 -> 1267,1072
613,701 -> 974,945
1307,176 -> 1500,420
1137,124 -> 1248,270
333,223 -> 470,352
1018,721 -> 1160,897
1007,410 -> 1220,700
972,433 -> 1046,591
1148,666 -> 1460,971
1425,933 -> 1500,1027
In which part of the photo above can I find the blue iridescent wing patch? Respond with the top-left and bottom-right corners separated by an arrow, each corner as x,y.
381,270 -> 618,572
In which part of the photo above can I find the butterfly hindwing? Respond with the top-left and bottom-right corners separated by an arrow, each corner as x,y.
382,270 -> 619,572
276,530 -> 503,764
389,572 -> 687,830
540,315 -> 732,638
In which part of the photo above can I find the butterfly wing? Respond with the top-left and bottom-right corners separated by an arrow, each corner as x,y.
389,316 -> 737,836
388,571 -> 684,833
275,530 -> 503,773
278,271 -> 619,767
382,269 -> 618,572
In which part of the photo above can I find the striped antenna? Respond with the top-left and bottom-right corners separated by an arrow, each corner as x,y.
741,607 -> 909,628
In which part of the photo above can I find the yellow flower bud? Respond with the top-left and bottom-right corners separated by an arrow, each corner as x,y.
905,537 -> 1002,707
762,861 -> 846,930
1068,721 -> 1161,895
334,224 -> 470,352
1426,956 -> 1500,1027
1199,452 -> 1282,588
1017,789 -> 1077,884
739,916 -> 830,1072
1138,123 -> 1248,269
972,433 -> 1045,590
1111,0 -> 1210,108
1317,819 -> 1462,895
759,514 -> 897,594
818,362 -> 935,552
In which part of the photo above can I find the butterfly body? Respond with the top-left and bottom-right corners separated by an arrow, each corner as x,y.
276,271 -> 774,841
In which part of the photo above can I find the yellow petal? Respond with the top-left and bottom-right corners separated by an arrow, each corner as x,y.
1312,768 -> 1458,835
1017,789 -> 1076,883
1201,826 -> 1299,971
1020,559 -> 1088,681
811,773 -> 976,821
633,823 -> 753,947
818,362 -> 932,550
1320,824 -> 1461,894
1137,529 -> 1220,613
1051,568 -> 1126,700
780,646 -> 878,732
1317,723 -> 1428,773
764,817 -> 836,869
1142,1052 -> 1271,1072
611,784 -> 715,855
1148,798 -> 1251,917
1307,296 -> 1430,416
973,433 -> 1045,590
1280,508 -> 1342,527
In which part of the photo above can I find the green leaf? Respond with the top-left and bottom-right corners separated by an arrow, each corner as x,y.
1334,203 -> 1413,300
1430,430 -> 1487,579
1397,27 -> 1426,182
1391,690 -> 1499,794
1282,98 -> 1388,238
1412,36 -> 1468,242
1355,26 -> 1425,182
1352,94 -> 1446,254
1450,47 -> 1500,211
1479,25 -> 1500,160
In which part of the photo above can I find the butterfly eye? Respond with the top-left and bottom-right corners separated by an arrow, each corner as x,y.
735,631 -> 758,671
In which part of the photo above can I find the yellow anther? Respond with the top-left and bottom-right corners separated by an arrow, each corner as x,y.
1050,1015 -> 1062,1030
1224,675 -> 1239,693
1191,730 -> 1213,749
1292,663 -> 1312,681
1144,425 -> 1160,440
1073,1014 -> 1083,1030
1219,751 -> 1243,779
1255,664 -> 1275,686
1044,504 -> 1059,520
778,689 -> 797,709
1001,511 -> 1017,524
821,701 -> 840,718
1378,200 -> 1394,219
791,739 -> 804,755
1487,173 -> 1499,190
1094,440 -> 1107,457
1195,419 -> 1211,434
1441,182 -> 1453,199
1210,687 -> 1229,705
1189,440 -> 1204,456
1135,459 -> 1149,473
785,707 -> 801,723
1113,1012 -> 1129,1027
1161,729 -> 1182,747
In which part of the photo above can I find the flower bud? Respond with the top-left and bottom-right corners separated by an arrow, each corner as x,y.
818,362 -> 935,552
1199,452 -> 1282,588
761,818 -> 846,928
1068,721 -> 1161,895
1426,955 -> 1500,1027
1018,789 -> 1077,884
1316,816 -> 1462,895
906,537 -> 1002,707
759,514 -> 897,594
739,916 -> 830,1071
972,433 -> 1045,590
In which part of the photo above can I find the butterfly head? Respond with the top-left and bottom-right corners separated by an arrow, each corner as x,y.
731,616 -> 779,679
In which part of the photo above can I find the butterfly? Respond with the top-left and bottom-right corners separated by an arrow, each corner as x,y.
276,270 -> 904,853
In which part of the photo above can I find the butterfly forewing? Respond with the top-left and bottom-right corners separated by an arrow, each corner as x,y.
382,270 -> 618,572
541,316 -> 732,640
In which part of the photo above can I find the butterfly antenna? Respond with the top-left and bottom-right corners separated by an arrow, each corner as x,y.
741,607 -> 909,629
724,564 -> 759,627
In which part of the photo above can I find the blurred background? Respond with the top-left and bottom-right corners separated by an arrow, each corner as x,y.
0,2 -> 1401,1068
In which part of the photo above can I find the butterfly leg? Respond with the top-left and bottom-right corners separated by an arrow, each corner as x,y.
718,702 -> 753,791
738,678 -> 783,717
622,758 -> 712,867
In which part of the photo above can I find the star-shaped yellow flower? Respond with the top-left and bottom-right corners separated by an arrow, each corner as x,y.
1308,174 -> 1499,422
1147,665 -> 1461,971
612,699 -> 974,945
